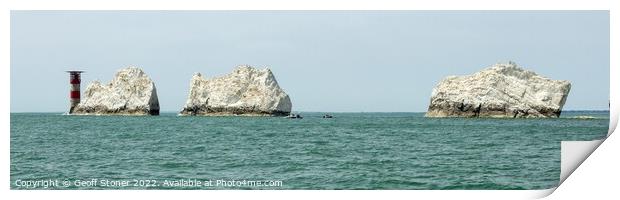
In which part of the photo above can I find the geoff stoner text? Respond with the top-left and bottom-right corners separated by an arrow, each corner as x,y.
14,179 -> 283,189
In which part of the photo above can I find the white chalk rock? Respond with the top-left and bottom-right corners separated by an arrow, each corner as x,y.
180,65 -> 292,116
426,62 -> 571,118
72,67 -> 160,115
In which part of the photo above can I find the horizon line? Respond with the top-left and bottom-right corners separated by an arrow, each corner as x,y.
9,109 -> 612,114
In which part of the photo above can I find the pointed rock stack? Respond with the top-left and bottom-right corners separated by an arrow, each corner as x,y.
179,65 -> 292,116
72,67 -> 160,115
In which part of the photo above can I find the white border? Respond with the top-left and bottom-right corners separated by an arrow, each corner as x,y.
2,0 -> 617,199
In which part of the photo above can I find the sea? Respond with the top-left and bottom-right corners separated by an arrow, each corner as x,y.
10,111 -> 609,190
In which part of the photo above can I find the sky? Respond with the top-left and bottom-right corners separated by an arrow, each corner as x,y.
10,11 -> 609,112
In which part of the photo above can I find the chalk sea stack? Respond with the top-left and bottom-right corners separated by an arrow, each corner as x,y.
71,67 -> 160,115
426,62 -> 571,118
180,65 -> 292,116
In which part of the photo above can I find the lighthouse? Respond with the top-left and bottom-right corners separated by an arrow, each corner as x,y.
66,70 -> 84,114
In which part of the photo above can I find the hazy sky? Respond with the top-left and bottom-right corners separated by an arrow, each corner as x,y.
11,11 -> 609,112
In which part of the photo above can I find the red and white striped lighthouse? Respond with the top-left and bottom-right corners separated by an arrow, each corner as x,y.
66,70 -> 84,114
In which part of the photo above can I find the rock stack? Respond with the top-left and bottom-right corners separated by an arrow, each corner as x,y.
426,62 -> 571,118
72,67 -> 160,115
179,65 -> 292,116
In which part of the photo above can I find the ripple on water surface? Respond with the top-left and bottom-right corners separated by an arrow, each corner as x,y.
10,111 -> 609,189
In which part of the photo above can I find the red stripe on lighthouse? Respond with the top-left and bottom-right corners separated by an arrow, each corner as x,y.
70,91 -> 80,98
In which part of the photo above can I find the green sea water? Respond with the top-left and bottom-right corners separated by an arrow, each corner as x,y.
10,111 -> 609,190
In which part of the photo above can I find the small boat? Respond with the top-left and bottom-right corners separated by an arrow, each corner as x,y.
322,114 -> 333,118
286,114 -> 303,119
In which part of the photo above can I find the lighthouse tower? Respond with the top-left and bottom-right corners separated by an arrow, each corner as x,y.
66,71 -> 84,114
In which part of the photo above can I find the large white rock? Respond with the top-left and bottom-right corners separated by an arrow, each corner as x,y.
426,62 -> 571,118
180,65 -> 292,116
72,67 -> 160,115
